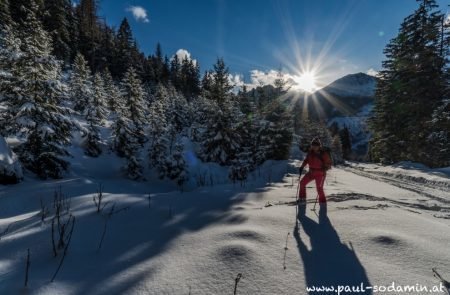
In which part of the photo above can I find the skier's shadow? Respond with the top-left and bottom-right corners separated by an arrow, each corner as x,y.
294,204 -> 372,294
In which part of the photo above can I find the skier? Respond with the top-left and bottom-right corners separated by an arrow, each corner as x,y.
298,137 -> 332,204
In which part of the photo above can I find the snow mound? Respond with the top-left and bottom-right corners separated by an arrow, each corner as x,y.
0,136 -> 23,184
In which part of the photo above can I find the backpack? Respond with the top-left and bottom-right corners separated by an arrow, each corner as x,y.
320,146 -> 333,171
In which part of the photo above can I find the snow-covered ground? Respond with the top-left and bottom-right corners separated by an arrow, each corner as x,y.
1,154 -> 450,294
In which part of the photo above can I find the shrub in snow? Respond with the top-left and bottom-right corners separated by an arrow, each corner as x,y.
0,136 -> 23,184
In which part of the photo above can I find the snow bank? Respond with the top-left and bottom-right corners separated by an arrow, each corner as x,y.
347,161 -> 450,190
0,136 -> 23,184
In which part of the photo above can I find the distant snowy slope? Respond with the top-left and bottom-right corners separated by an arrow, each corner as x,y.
291,73 -> 376,121
328,104 -> 373,156
320,72 -> 377,97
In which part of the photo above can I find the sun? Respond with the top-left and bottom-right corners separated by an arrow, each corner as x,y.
294,71 -> 317,92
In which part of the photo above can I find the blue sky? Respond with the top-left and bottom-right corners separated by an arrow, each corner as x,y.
98,0 -> 449,90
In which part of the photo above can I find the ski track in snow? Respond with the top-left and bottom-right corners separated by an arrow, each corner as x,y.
340,165 -> 450,219
1,160 -> 450,294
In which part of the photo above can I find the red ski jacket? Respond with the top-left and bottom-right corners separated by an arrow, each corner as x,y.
300,150 -> 332,172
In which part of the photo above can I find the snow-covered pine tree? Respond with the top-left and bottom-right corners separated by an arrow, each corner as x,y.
197,58 -> 243,165
0,0 -> 22,135
0,0 -> 13,29
1,1 -> 73,179
166,139 -> 188,189
237,85 -> 256,116
190,95 -> 215,142
42,0 -> 76,64
229,125 -> 254,184
69,53 -> 93,113
111,108 -> 143,179
147,93 -> 188,186
109,67 -> 147,179
120,67 -> 147,144
198,98 -> 243,165
82,73 -> 108,157
147,89 -> 171,177
165,86 -> 191,134
259,98 -> 293,160
102,68 -> 121,113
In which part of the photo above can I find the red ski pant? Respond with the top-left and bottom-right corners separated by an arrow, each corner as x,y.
299,171 -> 326,202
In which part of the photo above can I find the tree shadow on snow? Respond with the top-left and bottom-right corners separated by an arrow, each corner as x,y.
294,204 -> 372,295
0,169 -> 288,294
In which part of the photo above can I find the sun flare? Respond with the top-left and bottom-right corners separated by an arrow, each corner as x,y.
295,71 -> 317,92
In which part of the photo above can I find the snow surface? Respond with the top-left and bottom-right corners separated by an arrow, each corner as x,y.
1,145 -> 450,294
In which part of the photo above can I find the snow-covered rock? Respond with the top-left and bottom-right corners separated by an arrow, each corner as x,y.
0,136 -> 23,184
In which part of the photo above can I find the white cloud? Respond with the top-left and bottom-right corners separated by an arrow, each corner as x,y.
366,68 -> 379,77
173,49 -> 197,66
228,73 -> 245,94
126,6 -> 149,23
247,69 -> 299,90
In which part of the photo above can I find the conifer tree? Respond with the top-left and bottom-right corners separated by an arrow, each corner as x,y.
166,140 -> 188,189
69,53 -> 93,113
120,67 -> 147,144
170,54 -> 181,90
42,0 -> 75,64
198,99 -> 243,165
83,73 -> 108,157
75,0 -> 100,70
1,1 -> 73,178
210,58 -> 233,104
111,67 -> 147,179
201,70 -> 213,99
339,126 -> 352,160
148,90 -> 169,173
0,0 -> 21,135
259,98 -> 293,160
101,68 -> 121,113
331,135 -> 344,164
370,0 -> 447,165
114,18 -> 134,77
